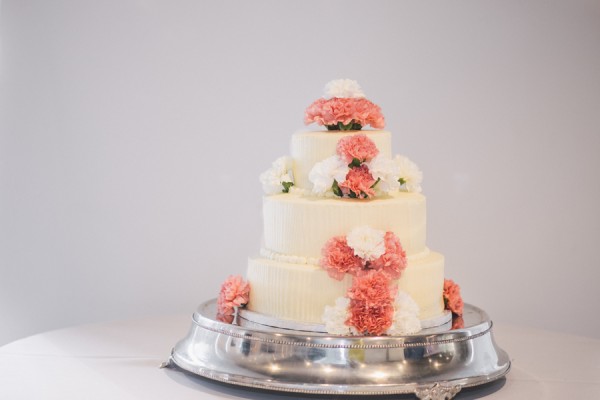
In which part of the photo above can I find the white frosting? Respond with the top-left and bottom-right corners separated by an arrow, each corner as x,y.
247,251 -> 445,324
345,226 -> 386,262
259,247 -> 318,265
323,79 -> 365,99
263,191 -> 427,258
291,130 -> 392,189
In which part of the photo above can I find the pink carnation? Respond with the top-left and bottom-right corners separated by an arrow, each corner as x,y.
217,275 -> 250,323
443,278 -> 464,316
304,97 -> 385,129
320,236 -> 364,280
347,271 -> 397,307
339,165 -> 376,199
451,315 -> 465,330
346,271 -> 396,335
216,313 -> 234,324
347,302 -> 394,336
368,232 -> 407,280
336,134 -> 380,164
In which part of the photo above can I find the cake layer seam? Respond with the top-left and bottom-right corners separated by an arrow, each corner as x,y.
259,247 -> 432,265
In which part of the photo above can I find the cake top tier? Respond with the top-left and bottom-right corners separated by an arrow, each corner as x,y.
259,80 -> 423,197
304,79 -> 385,131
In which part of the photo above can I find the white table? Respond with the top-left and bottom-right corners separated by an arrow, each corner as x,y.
1,314 -> 599,399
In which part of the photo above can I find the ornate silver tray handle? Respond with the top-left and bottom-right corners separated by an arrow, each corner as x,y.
165,300 -> 510,399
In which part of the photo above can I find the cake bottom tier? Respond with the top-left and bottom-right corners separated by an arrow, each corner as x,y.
246,251 -> 445,325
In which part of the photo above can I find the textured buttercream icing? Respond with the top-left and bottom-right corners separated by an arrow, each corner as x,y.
247,251 -> 445,324
259,246 -> 432,266
262,191 -> 427,258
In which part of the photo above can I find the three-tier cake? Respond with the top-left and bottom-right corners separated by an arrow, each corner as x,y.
216,79 -> 463,336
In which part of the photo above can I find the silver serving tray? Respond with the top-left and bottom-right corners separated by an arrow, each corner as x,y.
164,299 -> 510,399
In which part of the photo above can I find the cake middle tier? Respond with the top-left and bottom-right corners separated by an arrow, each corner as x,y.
263,191 -> 427,258
247,251 -> 445,325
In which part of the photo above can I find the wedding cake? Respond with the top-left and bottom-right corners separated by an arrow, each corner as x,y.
216,80 -> 463,336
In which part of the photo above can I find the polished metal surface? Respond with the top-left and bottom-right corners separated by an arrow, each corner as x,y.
166,299 -> 510,399
238,307 -> 453,333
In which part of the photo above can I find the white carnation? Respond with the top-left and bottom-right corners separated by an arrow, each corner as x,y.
394,291 -> 420,316
387,291 -> 421,335
323,79 -> 365,99
388,313 -> 422,335
322,297 -> 353,335
308,155 -> 349,195
259,156 -> 294,195
271,156 -> 292,175
367,155 -> 400,194
394,155 -> 423,193
346,226 -> 386,261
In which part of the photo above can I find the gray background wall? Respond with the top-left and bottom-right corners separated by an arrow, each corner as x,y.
1,0 -> 599,346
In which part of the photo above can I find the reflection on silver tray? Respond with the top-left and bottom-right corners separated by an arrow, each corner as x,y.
238,307 -> 453,333
165,299 -> 510,400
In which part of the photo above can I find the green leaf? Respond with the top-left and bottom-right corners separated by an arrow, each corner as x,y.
332,180 -> 343,197
327,121 -> 362,131
370,177 -> 381,189
348,191 -> 357,199
340,122 -> 353,131
281,181 -> 294,193
399,177 -> 406,185
348,157 -> 362,168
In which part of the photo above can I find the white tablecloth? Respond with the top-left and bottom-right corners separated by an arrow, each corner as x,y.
1,314 -> 599,399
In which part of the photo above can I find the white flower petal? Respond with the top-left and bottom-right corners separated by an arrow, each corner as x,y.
259,156 -> 295,195
309,156 -> 349,195
387,291 -> 421,335
394,155 -> 423,193
395,291 -> 420,316
387,313 -> 421,335
367,155 -> 400,194
323,79 -> 365,99
346,226 -> 386,261
322,297 -> 352,335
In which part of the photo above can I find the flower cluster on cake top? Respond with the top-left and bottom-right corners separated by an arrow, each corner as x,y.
304,79 -> 385,131
259,80 -> 423,197
309,134 -> 423,198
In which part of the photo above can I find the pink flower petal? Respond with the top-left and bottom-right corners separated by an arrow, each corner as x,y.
216,275 -> 251,323
304,98 -> 385,129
